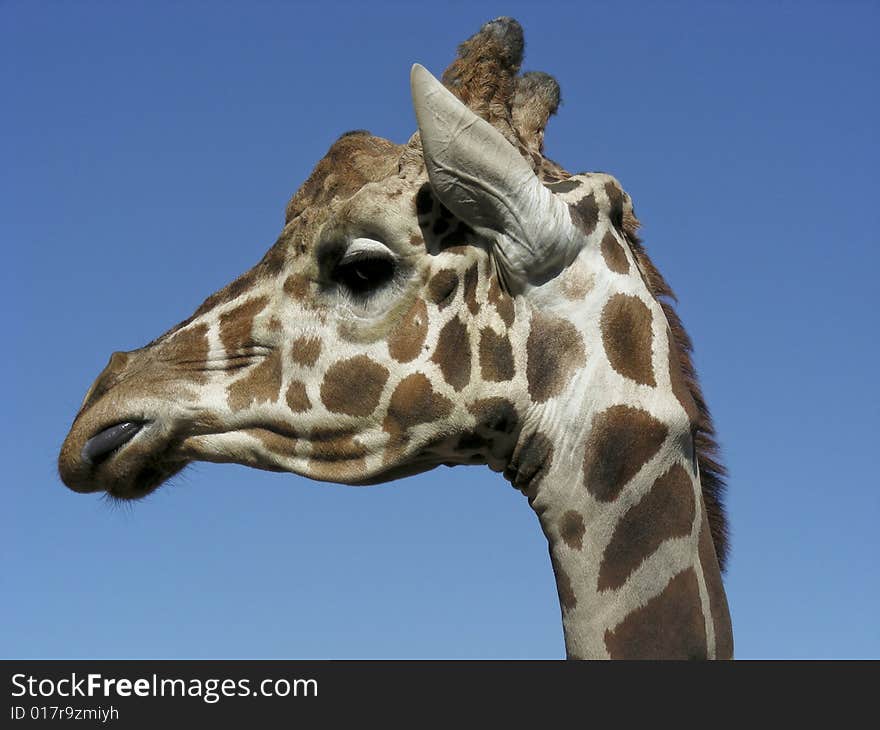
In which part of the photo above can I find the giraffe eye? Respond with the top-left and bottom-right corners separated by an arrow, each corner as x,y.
332,237 -> 397,297
334,256 -> 395,294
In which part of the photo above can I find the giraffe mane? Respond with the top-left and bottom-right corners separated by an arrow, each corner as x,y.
620,213 -> 730,572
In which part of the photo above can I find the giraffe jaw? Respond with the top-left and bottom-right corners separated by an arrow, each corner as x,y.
173,425 -> 445,487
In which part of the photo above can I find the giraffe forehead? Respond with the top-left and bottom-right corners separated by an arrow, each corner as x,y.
284,131 -> 403,225
277,176 -> 432,274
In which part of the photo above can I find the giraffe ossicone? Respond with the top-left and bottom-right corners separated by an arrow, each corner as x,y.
58,16 -> 732,659
411,63 -> 578,291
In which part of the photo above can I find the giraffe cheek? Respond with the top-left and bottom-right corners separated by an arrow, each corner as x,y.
387,299 -> 428,363
290,336 -> 322,367
319,356 -> 389,417
431,316 -> 471,391
159,324 -> 211,384
427,268 -> 459,309
219,296 -> 270,353
382,373 -> 453,445
478,328 -> 515,382
285,381 -> 311,412
226,353 -> 283,412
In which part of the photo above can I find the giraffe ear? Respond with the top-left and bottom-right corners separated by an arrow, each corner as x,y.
410,63 -> 578,290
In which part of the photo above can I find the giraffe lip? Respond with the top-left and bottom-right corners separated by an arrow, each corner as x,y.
81,421 -> 147,466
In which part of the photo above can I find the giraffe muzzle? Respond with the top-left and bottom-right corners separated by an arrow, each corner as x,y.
81,421 -> 145,466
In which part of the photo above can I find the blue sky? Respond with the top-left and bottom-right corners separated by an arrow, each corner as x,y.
3,1 -> 878,659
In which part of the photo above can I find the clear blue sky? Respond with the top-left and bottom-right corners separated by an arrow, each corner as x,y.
3,1 -> 878,659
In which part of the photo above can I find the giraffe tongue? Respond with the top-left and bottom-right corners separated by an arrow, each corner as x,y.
81,421 -> 144,465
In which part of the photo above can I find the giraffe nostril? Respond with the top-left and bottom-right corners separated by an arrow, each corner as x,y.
81,422 -> 145,466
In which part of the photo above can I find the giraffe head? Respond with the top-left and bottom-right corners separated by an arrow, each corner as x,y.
58,19 -> 629,502
58,19 -> 734,658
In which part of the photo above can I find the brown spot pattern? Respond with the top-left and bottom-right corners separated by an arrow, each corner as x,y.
467,398 -> 518,435
583,405 -> 668,502
560,511 -> 586,551
525,313 -> 585,403
283,274 -> 310,300
310,432 -> 368,469
219,297 -> 268,353
285,380 -> 311,412
251,427 -> 295,457
463,263 -> 479,315
604,567 -> 708,659
668,335 -> 700,425
320,356 -> 389,416
431,316 -> 471,391
601,293 -> 656,386
488,275 -> 515,327
162,323 -> 209,382
605,180 -> 625,230
600,231 -> 630,274
388,300 -> 428,363
227,353 -> 283,411
597,463 -> 696,592
570,193 -> 598,236
428,269 -> 459,309
495,296 -> 515,328
383,373 -> 453,441
478,328 -> 515,382
291,336 -> 321,367
698,504 -> 734,659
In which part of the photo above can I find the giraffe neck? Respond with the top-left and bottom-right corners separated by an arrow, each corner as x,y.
508,412 -> 731,659
500,178 -> 733,658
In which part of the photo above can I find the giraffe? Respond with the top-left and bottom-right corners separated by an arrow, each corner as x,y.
58,17 -> 732,659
